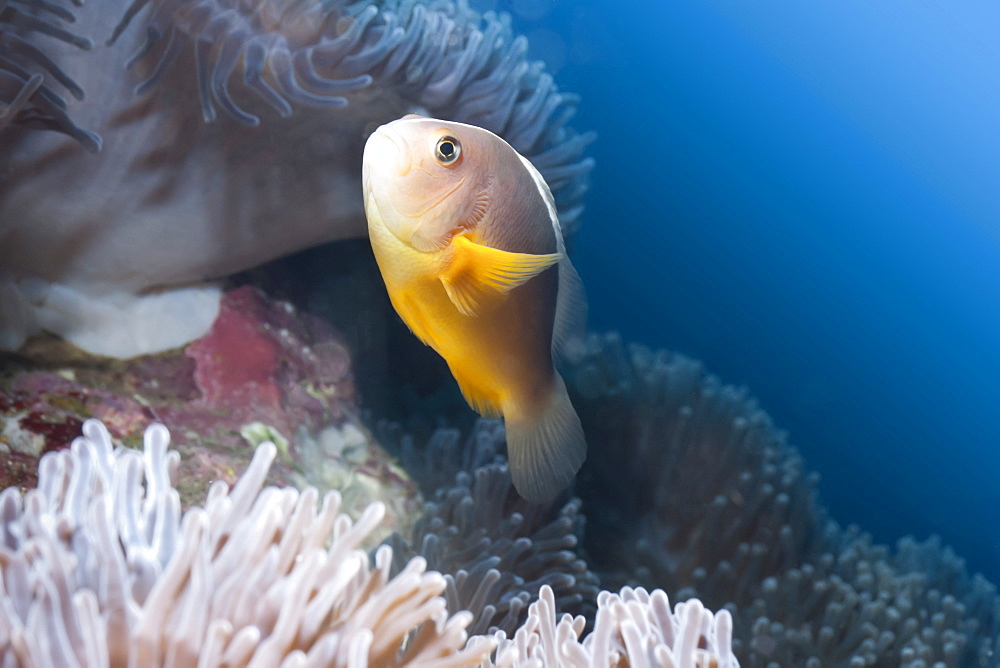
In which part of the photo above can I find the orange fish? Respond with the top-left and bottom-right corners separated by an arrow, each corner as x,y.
363,115 -> 587,502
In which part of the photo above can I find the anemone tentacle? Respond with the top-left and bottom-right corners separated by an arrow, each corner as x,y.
0,0 -> 100,150
106,0 -> 593,235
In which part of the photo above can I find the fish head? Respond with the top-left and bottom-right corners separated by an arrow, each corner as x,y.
363,115 -> 496,252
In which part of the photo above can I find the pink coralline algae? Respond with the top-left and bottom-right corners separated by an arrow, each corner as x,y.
188,289 -> 284,410
185,286 -> 356,440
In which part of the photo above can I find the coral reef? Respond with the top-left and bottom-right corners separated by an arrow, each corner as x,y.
6,3 -> 989,665
0,0 -> 594,357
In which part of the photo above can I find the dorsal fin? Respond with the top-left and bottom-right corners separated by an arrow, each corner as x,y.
552,256 -> 588,364
515,153 -> 589,362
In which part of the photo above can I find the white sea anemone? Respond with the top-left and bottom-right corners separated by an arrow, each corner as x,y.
0,419 -> 494,667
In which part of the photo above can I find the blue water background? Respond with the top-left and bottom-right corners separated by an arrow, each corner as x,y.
477,0 -> 1000,583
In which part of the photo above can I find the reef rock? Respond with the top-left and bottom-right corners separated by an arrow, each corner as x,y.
0,285 -> 419,537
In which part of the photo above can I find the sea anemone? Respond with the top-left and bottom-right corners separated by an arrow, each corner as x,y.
565,332 -> 825,599
0,0 -> 100,149
487,584 -> 739,668
0,418 -> 739,666
382,419 -> 599,636
0,418 -> 494,666
5,308 -> 997,666
736,523 -> 1000,666
561,331 -> 1000,666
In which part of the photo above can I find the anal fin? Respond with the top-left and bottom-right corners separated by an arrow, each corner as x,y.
505,373 -> 586,503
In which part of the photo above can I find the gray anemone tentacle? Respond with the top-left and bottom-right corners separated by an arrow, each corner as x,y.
103,0 -> 595,233
0,0 -> 101,150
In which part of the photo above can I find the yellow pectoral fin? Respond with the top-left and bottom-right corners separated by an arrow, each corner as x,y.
440,234 -> 562,317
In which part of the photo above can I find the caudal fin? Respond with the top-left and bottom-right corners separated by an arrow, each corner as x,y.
505,374 -> 587,503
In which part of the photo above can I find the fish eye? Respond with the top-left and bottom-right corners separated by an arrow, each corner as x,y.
435,136 -> 461,165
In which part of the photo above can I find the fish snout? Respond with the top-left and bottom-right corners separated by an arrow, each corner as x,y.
363,125 -> 421,246
363,126 -> 411,184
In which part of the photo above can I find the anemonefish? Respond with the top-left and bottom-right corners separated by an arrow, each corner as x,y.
362,115 -> 587,503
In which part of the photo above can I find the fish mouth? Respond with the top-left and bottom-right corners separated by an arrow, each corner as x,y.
373,127 -> 410,175
365,192 -> 389,237
363,128 -> 413,246
363,128 -> 406,190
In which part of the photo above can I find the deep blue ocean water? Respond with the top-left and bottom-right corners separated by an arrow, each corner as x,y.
480,0 -> 1000,584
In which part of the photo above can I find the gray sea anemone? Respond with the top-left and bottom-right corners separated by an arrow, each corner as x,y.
385,421 -> 600,638
0,0 -> 100,150
0,0 -> 594,358
380,418 -> 600,636
565,332 -> 825,600
737,523 -> 1000,667
378,416 -> 507,497
561,331 -> 1000,666
390,461 -> 599,637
